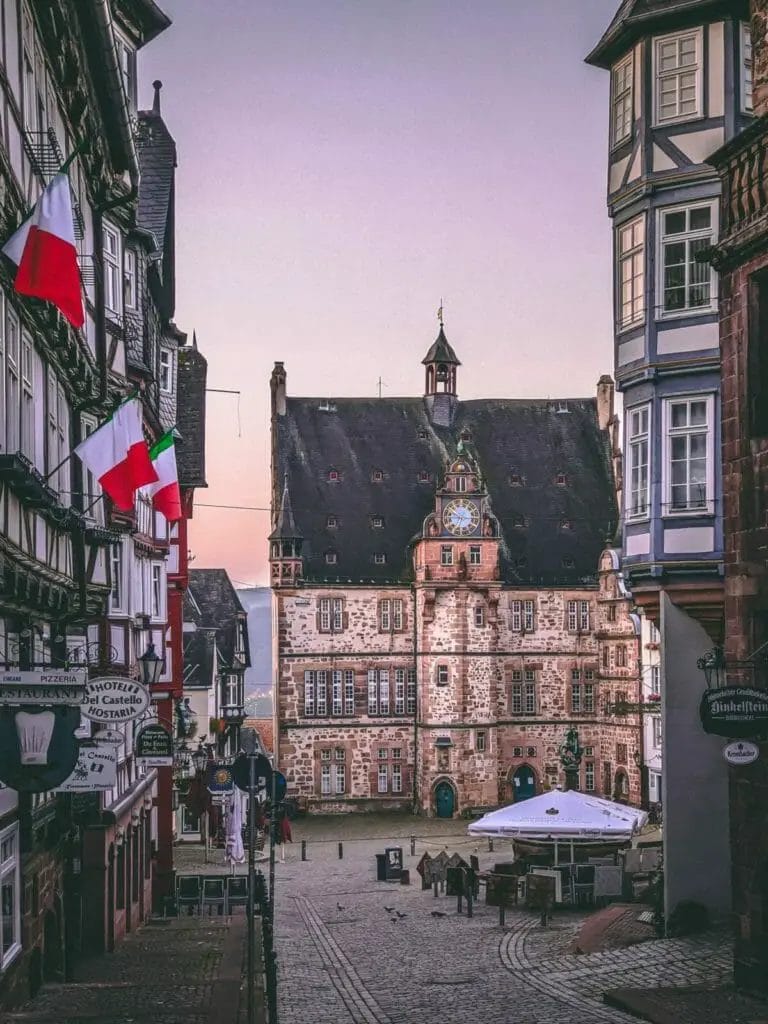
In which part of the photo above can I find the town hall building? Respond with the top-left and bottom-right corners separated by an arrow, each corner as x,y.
269,328 -> 642,816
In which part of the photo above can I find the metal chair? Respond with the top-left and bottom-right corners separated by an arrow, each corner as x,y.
177,875 -> 202,915
226,875 -> 248,914
201,876 -> 226,916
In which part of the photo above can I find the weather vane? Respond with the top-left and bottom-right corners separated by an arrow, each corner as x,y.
437,299 -> 444,327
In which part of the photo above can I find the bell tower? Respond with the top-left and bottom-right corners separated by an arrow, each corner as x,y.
422,320 -> 460,427
269,477 -> 303,586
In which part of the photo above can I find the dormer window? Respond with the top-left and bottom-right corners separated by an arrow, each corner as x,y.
560,519 -> 573,531
373,553 -> 386,565
562,556 -> 575,569
328,469 -> 339,482
159,349 -> 174,394
512,515 -> 528,529
325,551 -> 338,565
372,469 -> 384,483
513,557 -> 528,570
371,516 -> 384,528
509,473 -> 523,486
418,471 -> 431,483
460,429 -> 472,442
556,473 -> 567,486
327,515 -> 338,529
418,429 -> 428,440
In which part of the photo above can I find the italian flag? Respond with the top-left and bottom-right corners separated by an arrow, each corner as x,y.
146,432 -> 182,522
1,173 -> 84,328
74,398 -> 157,511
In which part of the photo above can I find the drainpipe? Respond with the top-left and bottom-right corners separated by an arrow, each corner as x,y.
411,584 -> 419,813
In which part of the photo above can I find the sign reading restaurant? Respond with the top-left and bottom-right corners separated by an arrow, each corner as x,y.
700,687 -> 768,739
0,668 -> 87,705
80,677 -> 150,723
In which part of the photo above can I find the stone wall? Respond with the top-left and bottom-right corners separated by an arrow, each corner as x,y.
274,546 -> 642,814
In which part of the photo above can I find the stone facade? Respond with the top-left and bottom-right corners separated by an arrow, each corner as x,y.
707,28 -> 768,985
272,449 -> 642,815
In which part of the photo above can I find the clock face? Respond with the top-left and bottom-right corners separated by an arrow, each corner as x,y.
443,499 -> 480,536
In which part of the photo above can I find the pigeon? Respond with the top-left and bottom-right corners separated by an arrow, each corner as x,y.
391,917 -> 398,923
336,903 -> 345,911
384,906 -> 395,913
396,911 -> 407,919
431,911 -> 447,918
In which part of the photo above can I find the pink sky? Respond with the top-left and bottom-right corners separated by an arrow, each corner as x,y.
140,0 -> 618,586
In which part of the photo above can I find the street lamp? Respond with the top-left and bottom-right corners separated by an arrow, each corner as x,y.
633,749 -> 642,768
138,643 -> 163,686
696,645 -> 727,689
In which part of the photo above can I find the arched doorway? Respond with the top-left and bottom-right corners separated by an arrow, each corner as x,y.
511,764 -> 537,802
434,780 -> 455,818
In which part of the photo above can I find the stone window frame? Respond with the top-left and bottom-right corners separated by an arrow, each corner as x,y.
372,743 -> 407,795
440,545 -> 453,566
318,596 -> 346,633
469,545 -> 482,565
436,664 -> 449,686
475,730 -> 487,753
318,746 -> 347,797
474,605 -> 485,628
567,600 -> 590,632
379,598 -> 405,632
510,668 -> 536,715
616,743 -> 628,765
584,761 -> 596,792
510,599 -> 535,632
616,644 -> 627,668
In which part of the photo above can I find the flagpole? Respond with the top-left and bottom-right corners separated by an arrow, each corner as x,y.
43,453 -> 74,483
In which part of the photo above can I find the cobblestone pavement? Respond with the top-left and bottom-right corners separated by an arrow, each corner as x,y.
273,815 -> 733,1024
5,914 -> 256,1024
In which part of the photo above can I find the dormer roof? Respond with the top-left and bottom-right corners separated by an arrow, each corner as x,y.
586,0 -> 743,69
422,326 -> 461,366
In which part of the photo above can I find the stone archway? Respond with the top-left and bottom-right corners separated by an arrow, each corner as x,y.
509,764 -> 538,802
614,770 -> 629,803
432,778 -> 457,818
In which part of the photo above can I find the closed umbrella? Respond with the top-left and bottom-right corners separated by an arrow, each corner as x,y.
225,791 -> 244,865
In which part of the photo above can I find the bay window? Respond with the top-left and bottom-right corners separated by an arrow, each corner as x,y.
659,204 -> 715,314
618,216 -> 645,327
743,23 -> 754,113
664,396 -> 713,513
627,404 -> 650,519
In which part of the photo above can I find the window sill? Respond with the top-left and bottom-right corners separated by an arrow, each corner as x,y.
656,305 -> 717,323
616,319 -> 646,336
626,514 -> 651,525
610,133 -> 633,154
652,112 -> 705,131
661,508 -> 714,520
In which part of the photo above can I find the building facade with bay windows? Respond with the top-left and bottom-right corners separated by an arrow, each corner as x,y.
269,339 -> 643,816
587,0 -> 753,928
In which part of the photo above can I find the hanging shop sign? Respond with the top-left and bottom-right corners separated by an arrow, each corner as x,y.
80,677 -> 150,723
56,740 -> 118,792
0,705 -> 81,792
0,668 -> 87,705
722,740 -> 760,766
699,687 -> 768,738
274,770 -> 287,802
207,763 -> 235,794
91,727 -> 125,746
135,723 -> 174,767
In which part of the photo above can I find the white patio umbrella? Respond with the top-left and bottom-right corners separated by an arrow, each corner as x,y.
224,790 -> 245,866
468,789 -> 648,863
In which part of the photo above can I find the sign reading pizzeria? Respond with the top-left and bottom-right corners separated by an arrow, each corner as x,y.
0,668 -> 87,705
135,723 -> 173,767
699,687 -> 768,739
80,677 -> 150,723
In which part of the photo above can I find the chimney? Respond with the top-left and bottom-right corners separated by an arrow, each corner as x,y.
753,1 -> 768,117
270,361 -> 287,417
596,374 -> 614,431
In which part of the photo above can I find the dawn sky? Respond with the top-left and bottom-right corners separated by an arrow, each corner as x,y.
140,0 -> 619,586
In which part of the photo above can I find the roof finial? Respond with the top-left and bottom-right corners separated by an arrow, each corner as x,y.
437,299 -> 444,327
191,329 -> 198,350
152,80 -> 162,115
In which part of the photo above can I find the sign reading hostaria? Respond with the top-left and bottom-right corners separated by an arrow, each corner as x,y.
80,677 -> 150,723
0,668 -> 87,705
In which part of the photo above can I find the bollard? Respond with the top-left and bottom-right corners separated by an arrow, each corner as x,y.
440,879 -> 445,895
338,842 -> 343,859
499,903 -> 506,927
488,837 -> 494,852
301,840 -> 307,861
410,835 -> 416,856
457,875 -> 463,914
466,887 -> 473,918
433,878 -> 439,898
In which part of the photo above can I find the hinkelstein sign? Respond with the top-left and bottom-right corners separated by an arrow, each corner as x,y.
80,677 -> 150,723
699,687 -> 768,739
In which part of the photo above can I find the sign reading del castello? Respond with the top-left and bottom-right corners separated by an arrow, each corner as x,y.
80,677 -> 151,723
269,341 -> 642,817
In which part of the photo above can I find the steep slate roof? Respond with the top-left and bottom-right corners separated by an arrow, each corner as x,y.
183,628 -> 215,689
586,0 -> 744,67
188,569 -> 250,669
274,395 -> 617,586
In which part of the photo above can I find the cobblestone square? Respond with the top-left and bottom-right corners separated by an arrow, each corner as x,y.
274,816 -> 734,1024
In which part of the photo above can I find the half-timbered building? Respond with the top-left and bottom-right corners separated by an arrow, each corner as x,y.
270,332 -> 642,816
